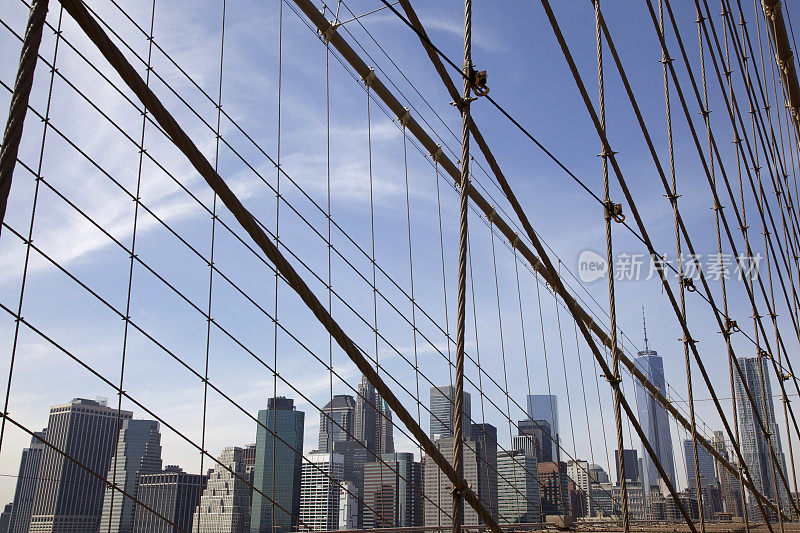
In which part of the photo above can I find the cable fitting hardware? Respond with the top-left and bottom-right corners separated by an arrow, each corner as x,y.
361,68 -> 376,88
604,374 -> 622,386
779,372 -> 792,383
469,65 -> 490,97
681,276 -> 697,292
399,108 -> 411,127
450,96 -> 477,108
758,349 -> 770,360
724,318 -> 740,334
322,22 -> 339,43
430,144 -> 443,163
604,201 -> 625,223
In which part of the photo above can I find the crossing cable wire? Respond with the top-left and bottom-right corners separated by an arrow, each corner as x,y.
0,96 -> 463,532
719,3 -> 752,525
682,0 -> 800,484
0,9 -> 716,502
107,1 -> 157,531
15,0 -> 696,459
39,4 -> 514,526
0,133 -> 455,528
368,2 -> 724,521
386,0 -> 800,396
540,0 -> 793,519
762,14 -> 800,498
595,0 -> 630,528
0,0 -> 708,516
0,0 -> 61,458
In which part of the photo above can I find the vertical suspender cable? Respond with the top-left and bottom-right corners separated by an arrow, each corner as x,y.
453,0 -> 472,529
594,1 -> 629,529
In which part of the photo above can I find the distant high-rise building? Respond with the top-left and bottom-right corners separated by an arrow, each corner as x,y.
332,440 -> 369,528
683,439 -> 716,519
251,397 -> 304,533
711,431 -> 743,517
517,419 -> 553,463
299,452 -> 344,531
362,452 -> 422,529
497,450 -> 540,525
538,462 -> 569,516
633,313 -> 676,493
193,447 -> 251,533
734,356 -> 791,515
133,466 -> 206,533
318,395 -> 356,453
429,385 -> 472,440
338,481 -> 359,530
355,377 -> 394,457
29,398 -> 132,533
0,504 -> 12,533
8,431 -> 44,533
526,395 -> 559,461
99,419 -> 162,533
588,464 -> 609,484
567,460 -> 591,517
242,444 -> 256,479
615,449 -> 639,485
424,433 -> 497,528
613,482 -> 646,520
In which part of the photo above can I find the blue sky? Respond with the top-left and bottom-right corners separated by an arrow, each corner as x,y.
1,0 -> 799,507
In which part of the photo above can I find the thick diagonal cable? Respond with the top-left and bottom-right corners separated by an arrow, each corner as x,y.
51,0 -> 503,529
0,0 -> 48,231
349,0 -> 764,516
658,0 -> 800,511
542,0 -> 793,519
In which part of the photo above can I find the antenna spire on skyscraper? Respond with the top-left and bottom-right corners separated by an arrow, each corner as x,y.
642,306 -> 649,352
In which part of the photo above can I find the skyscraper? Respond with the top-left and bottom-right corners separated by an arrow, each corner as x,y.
537,462 -> 569,516
299,452 -> 344,531
526,395 -> 559,461
29,398 -> 132,533
633,315 -> 676,493
615,449 -> 639,485
99,419 -> 162,533
355,376 -> 394,456
517,418 -> 553,463
711,431 -> 743,517
734,356 -> 791,514
567,460 -> 591,517
424,431 -> 497,529
8,431 -> 44,533
133,466 -> 206,533
318,395 -> 356,453
497,450 -> 540,525
429,385 -> 472,440
251,397 -> 304,533
362,452 -> 422,529
193,447 -> 252,533
683,439 -> 716,519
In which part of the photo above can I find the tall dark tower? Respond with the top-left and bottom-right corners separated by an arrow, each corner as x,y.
355,376 -> 394,455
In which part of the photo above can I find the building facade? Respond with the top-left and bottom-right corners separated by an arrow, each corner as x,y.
424,434 -> 497,529
683,438 -> 716,519
362,452 -> 422,529
734,356 -> 791,515
133,466 -> 206,533
526,395 -> 559,461
354,377 -> 394,457
8,431 -> 44,533
299,452 -> 344,531
538,462 -> 568,517
615,449 -> 639,485
497,450 -> 540,526
429,386 -> 472,440
317,395 -> 355,453
633,346 -> 676,493
99,419 -> 162,533
29,398 -> 132,533
250,397 -> 304,533
193,447 -> 251,533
